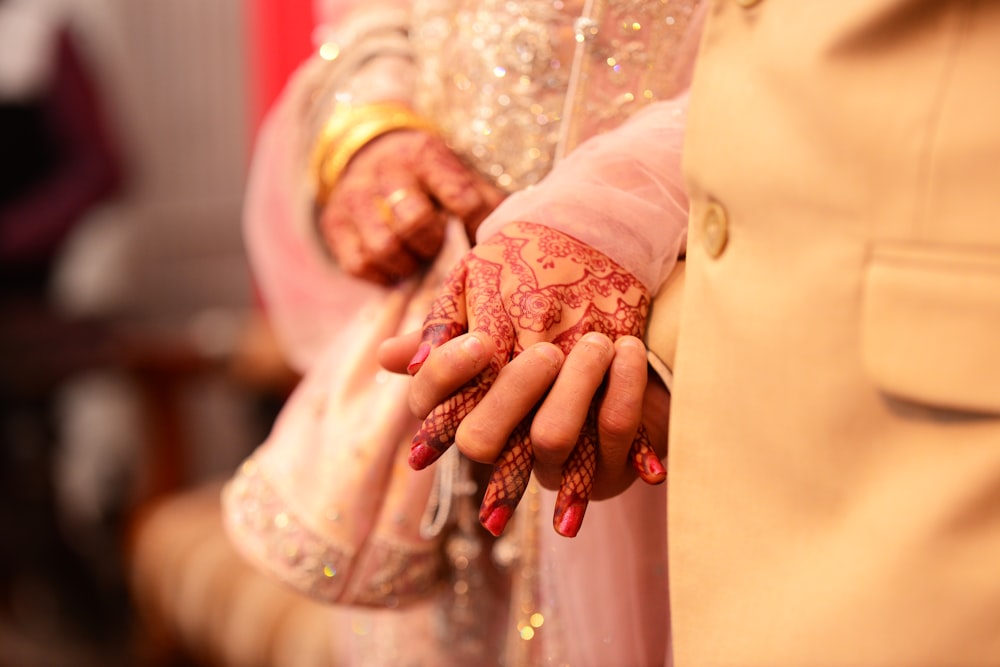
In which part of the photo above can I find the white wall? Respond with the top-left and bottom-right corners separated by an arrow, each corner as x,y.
56,0 -> 255,326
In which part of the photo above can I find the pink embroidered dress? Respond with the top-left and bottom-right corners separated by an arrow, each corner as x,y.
223,1 -> 702,664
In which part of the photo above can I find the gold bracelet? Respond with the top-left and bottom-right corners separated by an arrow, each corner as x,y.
310,101 -> 437,204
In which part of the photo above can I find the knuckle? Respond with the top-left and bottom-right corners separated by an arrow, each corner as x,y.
454,421 -> 498,463
368,236 -> 398,259
598,412 -> 635,442
530,419 -> 578,457
340,255 -> 368,278
408,394 -> 433,420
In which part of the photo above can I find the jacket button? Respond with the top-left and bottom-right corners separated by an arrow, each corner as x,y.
701,201 -> 729,258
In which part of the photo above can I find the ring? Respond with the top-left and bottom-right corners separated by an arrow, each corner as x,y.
375,198 -> 396,230
384,187 -> 418,209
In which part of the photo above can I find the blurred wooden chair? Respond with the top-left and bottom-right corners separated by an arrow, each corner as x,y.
124,311 -> 340,667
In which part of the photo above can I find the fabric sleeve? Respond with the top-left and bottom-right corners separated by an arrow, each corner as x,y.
475,93 -> 690,295
243,1 -> 417,371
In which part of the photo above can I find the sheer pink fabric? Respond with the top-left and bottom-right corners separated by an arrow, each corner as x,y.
479,95 -> 690,293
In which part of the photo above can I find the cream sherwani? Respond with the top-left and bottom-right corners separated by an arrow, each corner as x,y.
660,1 -> 1000,665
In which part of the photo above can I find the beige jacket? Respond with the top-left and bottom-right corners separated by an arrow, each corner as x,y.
651,1 -> 1000,665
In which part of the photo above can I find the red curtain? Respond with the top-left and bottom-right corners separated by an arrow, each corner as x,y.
247,0 -> 314,130
245,0 -> 313,308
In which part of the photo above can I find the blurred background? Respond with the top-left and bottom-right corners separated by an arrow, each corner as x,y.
0,0 -> 322,664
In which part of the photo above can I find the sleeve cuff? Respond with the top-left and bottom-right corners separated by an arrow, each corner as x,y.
645,260 -> 685,392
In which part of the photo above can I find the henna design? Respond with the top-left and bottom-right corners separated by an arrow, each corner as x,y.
478,419 -> 534,537
629,425 -> 666,485
321,131 -> 499,283
410,221 -> 653,535
409,365 -> 497,470
553,422 -> 597,538
420,269 -> 470,347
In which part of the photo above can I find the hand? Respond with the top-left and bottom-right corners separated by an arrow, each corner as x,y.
380,330 -> 668,499
317,128 -> 504,285
402,221 -> 655,536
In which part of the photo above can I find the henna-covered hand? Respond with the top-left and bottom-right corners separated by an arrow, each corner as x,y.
406,221 -> 658,537
318,127 -> 505,285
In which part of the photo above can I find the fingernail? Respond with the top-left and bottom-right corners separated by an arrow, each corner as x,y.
580,332 -> 614,360
633,447 -> 666,485
480,504 -> 514,537
554,502 -> 587,538
407,343 -> 431,375
409,441 -> 440,469
536,343 -> 563,369
616,336 -> 644,352
648,455 -> 666,477
643,455 -> 667,484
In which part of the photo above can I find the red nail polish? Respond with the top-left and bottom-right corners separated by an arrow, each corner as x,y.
643,455 -> 666,484
555,502 -> 586,538
481,504 -> 514,537
406,343 -> 431,375
409,442 -> 439,469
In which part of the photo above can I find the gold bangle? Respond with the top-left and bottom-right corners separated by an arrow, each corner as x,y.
310,101 -> 437,204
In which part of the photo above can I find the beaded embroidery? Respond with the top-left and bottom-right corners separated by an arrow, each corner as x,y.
223,460 -> 443,606
411,0 -> 700,192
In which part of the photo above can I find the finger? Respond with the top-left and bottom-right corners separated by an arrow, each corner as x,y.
378,178 -> 446,260
455,342 -> 563,462
412,140 -> 486,220
408,261 -> 471,375
318,204 -> 393,284
332,176 -> 418,280
408,365 -> 497,470
530,332 -> 615,472
377,330 -> 423,375
478,419 -> 534,536
640,368 -> 672,460
353,195 -> 423,281
406,331 -> 495,418
596,336 -> 653,481
627,424 -> 666,487
552,420 -> 597,538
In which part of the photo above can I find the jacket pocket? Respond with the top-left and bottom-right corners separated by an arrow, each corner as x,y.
861,242 -> 1000,415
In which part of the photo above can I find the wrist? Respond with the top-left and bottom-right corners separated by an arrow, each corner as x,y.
310,101 -> 436,204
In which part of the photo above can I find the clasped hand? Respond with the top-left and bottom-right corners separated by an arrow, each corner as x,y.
381,221 -> 669,537
318,127 -> 504,284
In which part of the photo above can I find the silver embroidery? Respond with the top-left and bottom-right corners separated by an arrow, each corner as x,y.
411,0 -> 700,190
223,460 -> 443,607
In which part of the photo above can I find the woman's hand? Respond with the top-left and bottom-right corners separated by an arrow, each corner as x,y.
399,221 -> 658,536
318,128 -> 504,285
